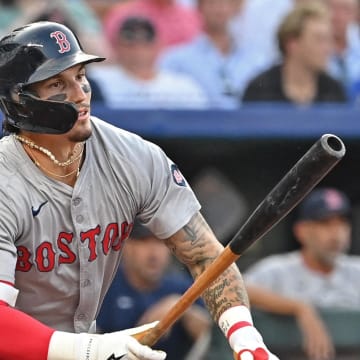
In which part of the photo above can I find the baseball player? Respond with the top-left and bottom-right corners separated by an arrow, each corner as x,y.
0,21 -> 279,360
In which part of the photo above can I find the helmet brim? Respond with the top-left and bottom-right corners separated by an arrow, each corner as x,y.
27,51 -> 105,84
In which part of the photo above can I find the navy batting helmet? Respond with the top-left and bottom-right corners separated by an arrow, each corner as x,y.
0,21 -> 105,134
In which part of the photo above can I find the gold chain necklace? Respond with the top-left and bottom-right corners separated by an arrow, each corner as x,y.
27,146 -> 81,178
14,134 -> 84,167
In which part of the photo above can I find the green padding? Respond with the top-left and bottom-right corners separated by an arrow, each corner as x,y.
252,309 -> 360,349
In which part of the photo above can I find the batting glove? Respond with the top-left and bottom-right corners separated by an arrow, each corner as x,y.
218,306 -> 280,360
47,321 -> 167,360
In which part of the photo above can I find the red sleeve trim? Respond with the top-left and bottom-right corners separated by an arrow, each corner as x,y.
227,321 -> 252,339
0,280 -> 14,287
0,301 -> 55,360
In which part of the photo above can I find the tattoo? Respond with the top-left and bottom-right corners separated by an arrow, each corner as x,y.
183,225 -> 196,244
166,212 -> 249,322
165,213 -> 212,271
203,267 -> 249,322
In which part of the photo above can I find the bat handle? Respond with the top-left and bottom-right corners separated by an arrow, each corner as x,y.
132,326 -> 239,358
135,247 -> 239,347
132,328 -> 152,342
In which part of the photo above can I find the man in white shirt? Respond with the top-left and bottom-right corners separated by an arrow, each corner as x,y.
90,15 -> 209,109
244,187 -> 360,360
159,0 -> 269,109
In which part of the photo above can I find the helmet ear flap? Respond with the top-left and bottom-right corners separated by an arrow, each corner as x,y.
1,93 -> 78,134
0,45 -> 45,92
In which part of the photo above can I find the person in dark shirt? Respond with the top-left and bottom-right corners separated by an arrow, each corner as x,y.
97,222 -> 211,360
242,1 -> 347,105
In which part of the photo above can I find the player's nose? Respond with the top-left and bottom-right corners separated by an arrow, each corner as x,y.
69,82 -> 88,104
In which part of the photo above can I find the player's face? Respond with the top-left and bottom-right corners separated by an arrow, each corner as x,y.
28,64 -> 92,142
297,216 -> 351,267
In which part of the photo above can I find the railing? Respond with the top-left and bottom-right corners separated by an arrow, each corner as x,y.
90,103 -> 360,139
1,103 -> 360,139
207,309 -> 360,360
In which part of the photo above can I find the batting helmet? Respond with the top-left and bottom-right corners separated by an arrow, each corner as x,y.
0,21 -> 105,134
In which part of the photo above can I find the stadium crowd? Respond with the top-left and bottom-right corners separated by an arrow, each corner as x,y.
2,0 -> 360,108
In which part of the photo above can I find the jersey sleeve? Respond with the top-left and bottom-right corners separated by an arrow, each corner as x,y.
0,177 -> 54,359
90,119 -> 202,239
0,299 -> 54,360
0,180 -> 22,284
134,140 -> 201,239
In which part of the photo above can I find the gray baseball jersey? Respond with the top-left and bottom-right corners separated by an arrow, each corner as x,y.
0,116 -> 200,333
244,251 -> 360,309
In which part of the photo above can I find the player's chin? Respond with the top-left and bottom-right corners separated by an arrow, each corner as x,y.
68,119 -> 92,142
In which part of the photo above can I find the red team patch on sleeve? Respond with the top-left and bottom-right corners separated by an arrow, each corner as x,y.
171,164 -> 186,187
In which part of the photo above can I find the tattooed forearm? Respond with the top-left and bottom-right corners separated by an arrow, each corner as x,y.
167,211 -> 250,323
183,223 -> 197,244
203,266 -> 249,322
165,212 -> 214,270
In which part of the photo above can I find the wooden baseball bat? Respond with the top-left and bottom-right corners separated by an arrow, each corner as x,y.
134,134 -> 346,348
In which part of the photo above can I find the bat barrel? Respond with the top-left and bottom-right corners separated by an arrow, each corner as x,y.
229,134 -> 345,255
321,133 -> 345,156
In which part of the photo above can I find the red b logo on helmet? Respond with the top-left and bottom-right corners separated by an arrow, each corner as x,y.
50,31 -> 71,54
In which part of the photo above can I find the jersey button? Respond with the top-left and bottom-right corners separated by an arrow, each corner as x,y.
77,313 -> 87,321
82,279 -> 91,287
76,215 -> 84,223
73,198 -> 81,206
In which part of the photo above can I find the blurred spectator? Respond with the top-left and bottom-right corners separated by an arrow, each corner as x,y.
89,15 -> 209,109
86,0 -> 127,22
103,0 -> 201,51
0,0 -> 113,60
325,0 -> 360,102
244,187 -> 360,360
230,0 -> 327,65
97,221 -> 211,360
176,0 -> 196,7
242,1 -> 347,105
159,0 -> 269,109
230,0 -> 294,64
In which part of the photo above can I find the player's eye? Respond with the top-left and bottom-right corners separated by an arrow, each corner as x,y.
48,80 -> 63,89
77,71 -> 86,82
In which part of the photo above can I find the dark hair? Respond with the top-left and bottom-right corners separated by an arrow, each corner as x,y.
2,118 -> 20,134
118,16 -> 156,43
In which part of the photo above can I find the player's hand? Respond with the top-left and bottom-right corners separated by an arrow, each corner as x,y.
47,321 -> 167,360
218,306 -> 279,360
100,322 -> 167,360
121,335 -> 167,360
230,325 -> 280,360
